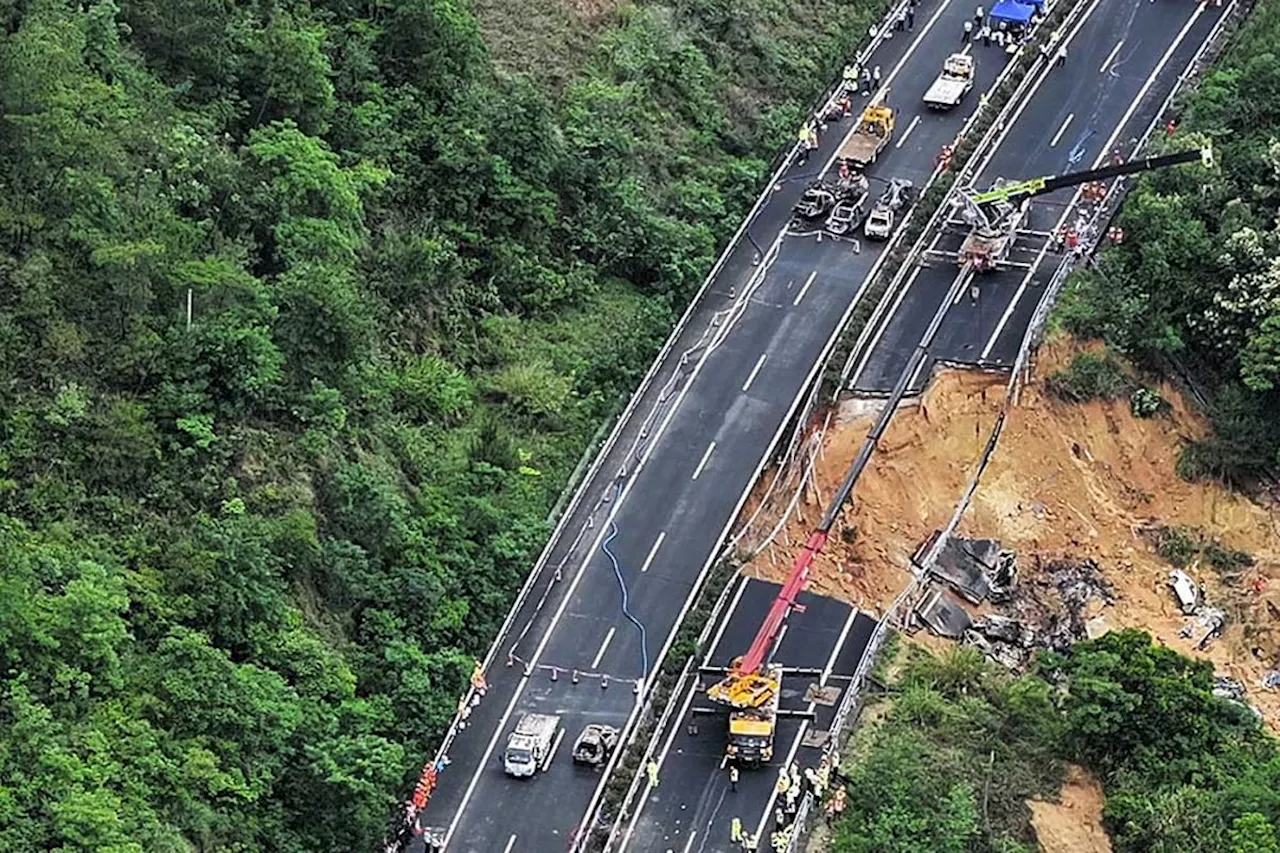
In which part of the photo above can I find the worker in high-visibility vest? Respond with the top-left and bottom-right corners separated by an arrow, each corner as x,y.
647,760 -> 660,787
731,817 -> 743,843
775,767 -> 790,796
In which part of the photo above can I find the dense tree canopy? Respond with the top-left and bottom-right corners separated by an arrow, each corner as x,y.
0,0 -> 886,849
830,634 -> 1280,853
1057,0 -> 1280,484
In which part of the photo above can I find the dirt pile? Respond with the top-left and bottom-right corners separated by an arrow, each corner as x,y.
1028,765 -> 1113,853
744,336 -> 1280,726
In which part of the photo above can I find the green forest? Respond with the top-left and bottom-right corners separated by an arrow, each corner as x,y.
1058,0 -> 1280,486
829,632 -> 1280,853
0,0 -> 885,850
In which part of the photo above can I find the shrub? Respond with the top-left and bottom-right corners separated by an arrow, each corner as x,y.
1046,351 -> 1131,402
1130,386 -> 1165,418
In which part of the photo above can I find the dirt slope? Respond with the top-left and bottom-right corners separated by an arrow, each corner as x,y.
745,336 -> 1280,726
1028,765 -> 1113,853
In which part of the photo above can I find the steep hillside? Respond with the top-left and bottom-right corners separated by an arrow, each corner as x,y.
0,0 -> 885,850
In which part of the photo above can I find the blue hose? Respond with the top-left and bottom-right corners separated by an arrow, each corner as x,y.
600,487 -> 650,678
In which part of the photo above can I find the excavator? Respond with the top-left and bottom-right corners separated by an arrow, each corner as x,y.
952,144 -> 1213,271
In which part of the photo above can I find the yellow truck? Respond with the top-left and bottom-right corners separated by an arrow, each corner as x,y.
838,103 -> 895,169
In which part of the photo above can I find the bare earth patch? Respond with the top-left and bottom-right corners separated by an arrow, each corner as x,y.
743,335 -> 1280,729
1028,764 -> 1113,853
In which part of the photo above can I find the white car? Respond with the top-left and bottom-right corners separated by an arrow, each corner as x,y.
864,205 -> 893,240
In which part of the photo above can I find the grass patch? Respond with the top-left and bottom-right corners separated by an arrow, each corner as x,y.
1148,524 -> 1255,580
1045,351 -> 1131,402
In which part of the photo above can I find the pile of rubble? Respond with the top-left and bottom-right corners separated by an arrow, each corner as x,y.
908,536 -> 1116,672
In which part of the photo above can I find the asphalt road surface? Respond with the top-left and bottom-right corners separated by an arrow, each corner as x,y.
412,0 -> 1025,849
849,0 -> 1226,394
615,577 -> 875,853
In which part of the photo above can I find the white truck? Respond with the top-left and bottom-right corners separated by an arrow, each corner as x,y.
923,53 -> 974,110
502,713 -> 562,777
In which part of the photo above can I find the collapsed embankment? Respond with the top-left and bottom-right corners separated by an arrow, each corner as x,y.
744,335 -> 1280,727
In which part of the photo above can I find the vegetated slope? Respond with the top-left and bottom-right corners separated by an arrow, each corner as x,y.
1056,0 -> 1280,486
820,636 -> 1280,853
0,0 -> 882,850
749,337 -> 1280,726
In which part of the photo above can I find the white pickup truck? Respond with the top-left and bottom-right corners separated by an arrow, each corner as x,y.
923,53 -> 974,110
503,713 -> 562,777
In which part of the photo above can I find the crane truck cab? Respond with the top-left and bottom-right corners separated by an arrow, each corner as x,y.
502,713 -> 562,777
724,664 -> 783,766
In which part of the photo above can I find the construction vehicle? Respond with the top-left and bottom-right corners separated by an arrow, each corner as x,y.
725,663 -> 783,765
954,145 -> 1213,271
571,724 -> 619,767
838,100 -> 895,169
923,53 -> 974,110
502,713 -> 562,777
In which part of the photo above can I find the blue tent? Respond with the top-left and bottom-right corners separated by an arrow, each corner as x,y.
990,0 -> 1038,23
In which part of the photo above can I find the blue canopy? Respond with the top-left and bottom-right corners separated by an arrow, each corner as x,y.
990,0 -> 1037,23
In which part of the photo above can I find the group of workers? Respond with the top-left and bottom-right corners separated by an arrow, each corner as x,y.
722,755 -> 845,852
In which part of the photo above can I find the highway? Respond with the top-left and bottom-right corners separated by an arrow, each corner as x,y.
849,0 -> 1226,393
410,0 -> 1017,849
615,578 -> 875,853
578,1 -> 1232,849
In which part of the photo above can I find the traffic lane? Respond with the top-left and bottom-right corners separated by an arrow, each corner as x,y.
445,701 -> 635,853
974,0 -> 1217,186
623,609 -> 876,853
535,244 -> 852,673
564,247 -> 871,676
851,261 -> 959,392
617,578 -> 781,853
621,584 -> 859,853
882,40 -> 1011,186
980,261 -> 1055,365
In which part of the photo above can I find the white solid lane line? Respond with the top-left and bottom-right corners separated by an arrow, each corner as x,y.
1099,39 -> 1125,74
849,265 -> 921,388
742,353 -> 768,392
681,829 -> 699,853
503,834 -> 518,853
895,114 -> 922,149
793,270 -> 818,307
980,4 -> 1207,362
591,627 -> 616,670
1050,113 -> 1074,147
639,531 -> 665,574
692,441 -> 716,481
